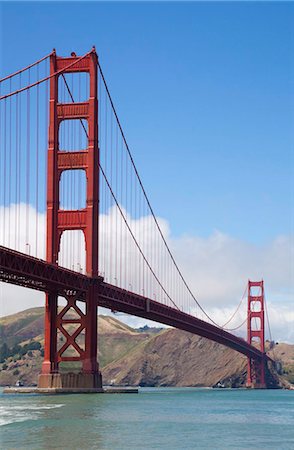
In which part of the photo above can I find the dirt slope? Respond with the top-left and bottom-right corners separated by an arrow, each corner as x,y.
102,328 -> 247,387
1,308 -> 293,387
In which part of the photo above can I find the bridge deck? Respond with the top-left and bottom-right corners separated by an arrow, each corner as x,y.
0,246 -> 267,362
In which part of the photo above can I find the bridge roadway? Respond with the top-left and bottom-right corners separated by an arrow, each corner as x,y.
0,246 -> 267,362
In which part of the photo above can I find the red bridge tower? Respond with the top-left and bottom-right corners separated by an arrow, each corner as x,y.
38,48 -> 102,390
246,280 -> 267,388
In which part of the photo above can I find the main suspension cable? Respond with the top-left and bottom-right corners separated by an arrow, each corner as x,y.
98,61 -> 230,328
0,51 -> 52,83
264,294 -> 276,359
220,284 -> 248,329
0,50 -> 93,101
63,75 -> 180,310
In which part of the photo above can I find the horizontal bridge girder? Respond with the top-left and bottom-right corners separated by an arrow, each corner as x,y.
249,296 -> 263,302
0,246 -> 96,295
56,56 -> 91,73
58,151 -> 88,171
249,281 -> 263,287
59,356 -> 84,362
57,102 -> 89,120
250,312 -> 263,318
0,246 -> 270,363
98,282 -> 268,362
250,331 -> 263,337
58,210 -> 87,230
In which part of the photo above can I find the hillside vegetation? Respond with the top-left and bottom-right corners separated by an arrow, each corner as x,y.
0,308 -> 293,388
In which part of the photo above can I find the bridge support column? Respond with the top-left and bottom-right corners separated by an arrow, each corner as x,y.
41,293 -> 58,375
38,48 -> 102,391
247,356 -> 266,389
246,280 -> 267,389
83,286 -> 99,375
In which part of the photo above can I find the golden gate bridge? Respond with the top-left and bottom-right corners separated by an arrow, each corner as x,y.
0,47 -> 274,391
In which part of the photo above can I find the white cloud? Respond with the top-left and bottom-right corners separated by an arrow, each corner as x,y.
0,204 -> 293,342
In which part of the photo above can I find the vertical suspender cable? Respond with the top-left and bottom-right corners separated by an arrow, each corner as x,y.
18,74 -> 22,251
26,69 -> 30,253
8,79 -> 12,247
36,64 -> 39,256
15,90 -> 19,249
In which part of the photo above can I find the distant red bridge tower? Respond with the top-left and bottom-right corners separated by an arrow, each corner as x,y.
246,280 -> 266,388
38,48 -> 102,390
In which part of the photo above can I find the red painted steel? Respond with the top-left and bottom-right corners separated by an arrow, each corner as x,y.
0,50 -> 273,388
42,48 -> 100,379
98,281 -> 269,362
246,280 -> 266,388
0,246 -> 94,295
57,151 -> 88,170
0,246 -> 270,364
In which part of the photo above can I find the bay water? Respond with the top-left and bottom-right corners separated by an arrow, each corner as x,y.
1,387 -> 293,449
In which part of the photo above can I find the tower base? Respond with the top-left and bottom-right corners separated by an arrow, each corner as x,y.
38,372 -> 102,390
246,382 -> 267,389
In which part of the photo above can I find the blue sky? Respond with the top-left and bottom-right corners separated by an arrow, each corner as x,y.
1,1 -> 293,244
0,2 -> 293,340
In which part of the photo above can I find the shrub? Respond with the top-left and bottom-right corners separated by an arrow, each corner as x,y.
12,344 -> 21,355
28,341 -> 41,351
0,343 -> 10,363
13,369 -> 20,376
2,363 -> 8,370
